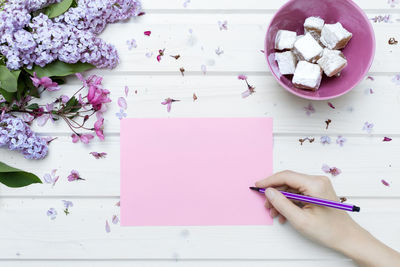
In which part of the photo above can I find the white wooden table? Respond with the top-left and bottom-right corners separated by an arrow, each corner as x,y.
1,0 -> 400,266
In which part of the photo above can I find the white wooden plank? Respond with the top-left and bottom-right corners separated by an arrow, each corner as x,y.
24,75 -> 400,135
95,14 -> 400,73
0,260 -> 355,267
0,198 -> 398,260
141,0 -> 400,11
0,135 -> 398,197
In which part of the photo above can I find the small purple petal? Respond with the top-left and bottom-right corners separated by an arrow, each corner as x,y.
105,220 -> 111,233
381,179 -> 390,186
304,103 -> 316,116
118,97 -> 128,110
125,86 -> 129,97
112,215 -> 119,224
383,137 -> 392,142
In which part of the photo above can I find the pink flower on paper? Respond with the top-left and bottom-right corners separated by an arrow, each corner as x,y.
118,97 -> 127,110
161,98 -> 180,112
218,20 -> 228,30
304,103 -> 315,116
383,136 -> 392,142
43,169 -> 59,187
31,72 -> 60,91
105,220 -> 111,233
336,136 -> 346,146
327,102 -> 335,109
90,152 -> 107,159
144,31 -> 151,36
68,170 -> 84,182
381,179 -> 390,186
94,118 -> 104,141
124,86 -> 129,97
322,164 -> 341,176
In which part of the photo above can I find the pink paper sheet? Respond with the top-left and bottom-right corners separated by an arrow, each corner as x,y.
120,118 -> 273,226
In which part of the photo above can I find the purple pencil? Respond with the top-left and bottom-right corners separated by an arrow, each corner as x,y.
249,187 -> 360,212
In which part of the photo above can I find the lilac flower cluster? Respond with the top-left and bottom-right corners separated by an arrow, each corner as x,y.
0,0 -> 142,70
0,114 -> 48,159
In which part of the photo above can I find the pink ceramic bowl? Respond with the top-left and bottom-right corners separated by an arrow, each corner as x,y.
265,0 -> 375,100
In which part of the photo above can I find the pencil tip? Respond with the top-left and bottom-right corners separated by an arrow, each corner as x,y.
249,187 -> 259,191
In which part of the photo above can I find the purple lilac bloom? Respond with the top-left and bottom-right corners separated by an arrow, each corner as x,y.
0,0 -> 142,70
0,114 -> 48,159
320,135 -> 331,145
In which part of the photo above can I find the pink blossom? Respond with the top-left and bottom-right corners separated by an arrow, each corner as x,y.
36,103 -> 54,127
118,97 -> 127,110
144,31 -> 151,36
90,152 -> 107,159
30,72 -> 60,91
161,98 -> 180,112
157,54 -> 162,62
80,134 -> 94,144
68,170 -> 84,181
238,74 -> 247,80
60,95 -> 70,103
87,85 -> 111,111
94,118 -> 104,141
71,134 -> 80,143
322,164 -> 341,176
124,86 -> 129,97
381,179 -> 390,186
383,136 -> 392,142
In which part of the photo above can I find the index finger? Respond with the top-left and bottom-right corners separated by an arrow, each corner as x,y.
255,170 -> 316,193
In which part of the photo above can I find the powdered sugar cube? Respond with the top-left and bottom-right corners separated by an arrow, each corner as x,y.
292,61 -> 323,91
274,30 -> 297,50
275,51 -> 297,75
293,32 -> 323,63
317,48 -> 347,77
320,22 -> 352,49
304,16 -> 325,34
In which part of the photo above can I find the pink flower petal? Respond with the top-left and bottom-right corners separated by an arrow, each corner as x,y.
327,102 -> 335,109
238,74 -> 247,80
381,179 -> 390,186
144,31 -> 151,36
105,220 -> 111,233
383,137 -> 392,142
124,86 -> 129,97
118,97 -> 128,110
112,215 -> 119,224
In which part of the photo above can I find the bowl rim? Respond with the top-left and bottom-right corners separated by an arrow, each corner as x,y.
264,0 -> 376,101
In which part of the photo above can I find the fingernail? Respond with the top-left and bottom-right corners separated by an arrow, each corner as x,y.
265,188 -> 274,200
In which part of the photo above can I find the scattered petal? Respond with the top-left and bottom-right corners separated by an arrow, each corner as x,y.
237,74 -> 247,80
215,47 -> 224,56
325,119 -> 332,129
116,109 -> 127,120
62,200 -> 73,215
299,137 -> 315,145
327,102 -> 335,109
218,20 -> 228,30
370,15 -> 392,23
183,0 -> 191,7
47,208 -> 57,220
68,170 -> 84,182
124,86 -> 129,97
383,136 -> 392,142
144,31 -> 151,36
115,201 -> 120,207
366,76 -> 375,81
336,136 -> 346,146
161,98 -> 180,113
388,37 -> 398,45
179,67 -> 185,76
43,169 -> 59,187
105,220 -> 111,233
304,103 -> 315,116
118,97 -> 128,110
322,164 -> 341,176
392,74 -> 400,85
112,215 -> 119,224
90,152 -> 107,159
362,122 -> 374,133
170,55 -> 181,60
157,49 -> 165,62
145,52 -> 153,58
126,39 -> 137,50
320,135 -> 331,145
381,179 -> 390,186
201,64 -> 207,75
260,49 -> 265,53
193,93 -> 198,101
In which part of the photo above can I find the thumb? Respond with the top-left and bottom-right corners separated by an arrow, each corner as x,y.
265,188 -> 304,223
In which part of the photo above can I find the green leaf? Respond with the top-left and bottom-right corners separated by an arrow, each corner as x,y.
64,96 -> 81,113
0,88 -> 15,102
0,66 -> 20,92
25,61 -> 94,78
44,0 -> 74,18
0,161 -> 42,188
26,103 -> 40,110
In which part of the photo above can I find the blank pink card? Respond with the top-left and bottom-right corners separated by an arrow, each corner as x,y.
120,118 -> 273,226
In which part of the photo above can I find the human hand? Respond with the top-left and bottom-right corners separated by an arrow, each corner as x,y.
256,170 -> 400,266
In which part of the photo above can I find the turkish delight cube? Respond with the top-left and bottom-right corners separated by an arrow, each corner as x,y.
274,30 -> 297,50
293,32 -> 323,63
317,48 -> 347,77
292,61 -> 323,91
320,22 -> 352,49
275,51 -> 298,75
